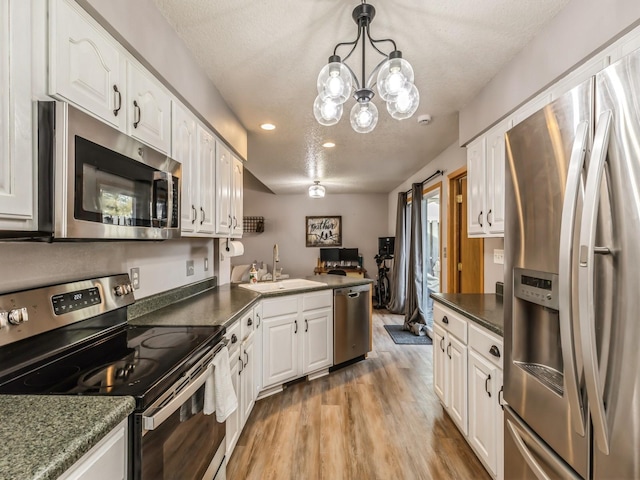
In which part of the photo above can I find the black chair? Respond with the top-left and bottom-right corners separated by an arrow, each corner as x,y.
327,269 -> 347,276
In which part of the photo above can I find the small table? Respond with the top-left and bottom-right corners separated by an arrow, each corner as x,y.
314,267 -> 367,278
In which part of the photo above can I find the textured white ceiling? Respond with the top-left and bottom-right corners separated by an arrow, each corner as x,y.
152,0 -> 570,194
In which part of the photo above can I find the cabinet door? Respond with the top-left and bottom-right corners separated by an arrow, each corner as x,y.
196,125 -> 215,234
486,121 -> 509,235
0,0 -> 34,229
468,349 -> 498,476
253,303 -> 263,396
240,335 -> 256,427
172,104 -> 197,234
231,156 -> 244,238
225,355 -> 241,457
467,137 -> 486,236
433,325 -> 447,406
262,314 -> 299,388
214,140 -> 232,236
302,307 -> 333,374
50,0 -> 126,131
127,62 -> 171,154
448,335 -> 468,435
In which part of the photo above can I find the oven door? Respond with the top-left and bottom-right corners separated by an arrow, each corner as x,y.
50,101 -> 181,240
136,363 -> 226,480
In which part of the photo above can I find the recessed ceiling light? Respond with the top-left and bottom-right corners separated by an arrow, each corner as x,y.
322,142 -> 336,148
260,123 -> 276,131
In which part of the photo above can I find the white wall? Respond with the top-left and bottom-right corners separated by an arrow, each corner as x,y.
483,237 -> 504,294
233,190 -> 388,280
0,239 -> 214,298
387,142 -> 466,293
77,0 -> 247,159
460,0 -> 640,144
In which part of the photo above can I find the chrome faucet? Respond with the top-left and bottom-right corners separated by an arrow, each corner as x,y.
272,243 -> 279,282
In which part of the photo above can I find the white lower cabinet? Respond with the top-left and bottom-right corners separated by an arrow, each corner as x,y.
58,419 -> 127,480
262,291 -> 333,390
433,302 -> 504,479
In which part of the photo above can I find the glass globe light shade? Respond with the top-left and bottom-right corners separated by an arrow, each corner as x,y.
387,82 -> 420,120
377,56 -> 415,101
309,182 -> 326,198
317,61 -> 352,104
350,101 -> 378,133
313,95 -> 343,126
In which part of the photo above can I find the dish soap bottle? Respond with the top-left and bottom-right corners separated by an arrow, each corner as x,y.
249,263 -> 258,284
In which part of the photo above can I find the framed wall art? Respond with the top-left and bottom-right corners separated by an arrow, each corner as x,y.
305,216 -> 342,247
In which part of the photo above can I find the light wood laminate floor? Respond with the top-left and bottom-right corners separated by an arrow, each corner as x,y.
227,310 -> 491,480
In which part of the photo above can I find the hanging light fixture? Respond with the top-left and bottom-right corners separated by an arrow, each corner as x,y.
313,1 -> 419,133
309,181 -> 326,198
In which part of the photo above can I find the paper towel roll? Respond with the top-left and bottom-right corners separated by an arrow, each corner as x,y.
223,240 -> 244,257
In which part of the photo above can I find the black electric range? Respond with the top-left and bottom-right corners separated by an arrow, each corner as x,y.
0,274 -> 225,410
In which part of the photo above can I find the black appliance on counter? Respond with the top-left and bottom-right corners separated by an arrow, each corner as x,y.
0,274 -> 227,479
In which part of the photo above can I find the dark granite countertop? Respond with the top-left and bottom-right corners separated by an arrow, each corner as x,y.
431,293 -> 504,337
0,395 -> 134,480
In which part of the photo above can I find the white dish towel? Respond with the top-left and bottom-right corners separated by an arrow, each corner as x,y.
204,345 -> 238,422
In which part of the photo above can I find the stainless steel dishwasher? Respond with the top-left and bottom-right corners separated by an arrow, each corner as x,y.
334,284 -> 371,364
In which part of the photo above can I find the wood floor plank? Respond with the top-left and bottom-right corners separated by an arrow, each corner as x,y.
228,310 -> 491,480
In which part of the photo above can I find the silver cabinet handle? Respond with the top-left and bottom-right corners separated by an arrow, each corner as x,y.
578,110 -> 613,455
113,85 -> 122,116
558,120 -> 589,437
133,100 -> 141,128
256,313 -> 261,328
244,351 -> 249,366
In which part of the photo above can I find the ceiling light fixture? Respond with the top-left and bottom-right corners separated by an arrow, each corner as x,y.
308,181 -> 326,198
260,123 -> 276,130
313,1 -> 419,133
322,142 -> 336,148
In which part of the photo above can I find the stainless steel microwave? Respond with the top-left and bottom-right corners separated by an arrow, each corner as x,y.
36,101 -> 181,240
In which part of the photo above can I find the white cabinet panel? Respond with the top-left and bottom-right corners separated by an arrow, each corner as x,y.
448,335 -> 468,435
302,308 -> 333,374
50,0 -> 125,131
0,0 -> 34,229
196,125 -> 216,234
240,334 -> 256,423
433,325 -> 446,405
262,313 -> 298,388
225,353 -> 241,457
172,103 -> 197,233
231,155 -> 243,237
485,122 -> 509,235
253,302 -> 263,396
127,62 -> 171,154
215,140 -> 232,236
467,137 -> 485,236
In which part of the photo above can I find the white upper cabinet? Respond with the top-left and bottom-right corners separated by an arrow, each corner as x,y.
172,103 -> 197,233
126,62 -> 171,154
196,124 -> 216,235
0,0 -> 35,230
467,137 -> 486,236
215,142 -> 244,238
49,0 -> 126,131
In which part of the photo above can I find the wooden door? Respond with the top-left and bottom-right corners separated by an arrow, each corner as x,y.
448,170 -> 484,293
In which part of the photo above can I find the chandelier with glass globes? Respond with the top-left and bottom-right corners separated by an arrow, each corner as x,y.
313,1 -> 419,133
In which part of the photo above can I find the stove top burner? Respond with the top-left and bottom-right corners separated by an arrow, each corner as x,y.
23,365 -> 81,388
77,358 -> 159,391
141,332 -> 199,349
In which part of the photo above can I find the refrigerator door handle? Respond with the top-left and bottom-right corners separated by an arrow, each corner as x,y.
507,419 -> 552,480
558,120 -> 589,437
578,109 -> 613,455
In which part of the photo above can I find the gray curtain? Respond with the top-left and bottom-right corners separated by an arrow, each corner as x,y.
387,192 -> 408,314
404,183 -> 427,335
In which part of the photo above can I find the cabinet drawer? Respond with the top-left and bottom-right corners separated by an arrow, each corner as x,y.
433,304 -> 467,343
469,323 -> 503,369
226,319 -> 241,358
239,309 -> 254,341
302,290 -> 332,311
262,296 -> 299,318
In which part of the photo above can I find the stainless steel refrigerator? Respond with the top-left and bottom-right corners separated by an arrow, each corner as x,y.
504,48 -> 640,479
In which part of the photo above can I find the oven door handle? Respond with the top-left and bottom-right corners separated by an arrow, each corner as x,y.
143,362 -> 213,431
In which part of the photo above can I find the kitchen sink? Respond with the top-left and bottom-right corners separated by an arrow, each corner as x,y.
238,278 -> 327,293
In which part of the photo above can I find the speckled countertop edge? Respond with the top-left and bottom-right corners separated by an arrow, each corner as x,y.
431,293 -> 504,337
0,395 -> 134,480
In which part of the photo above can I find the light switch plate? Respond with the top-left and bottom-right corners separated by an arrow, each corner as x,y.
186,260 -> 195,276
493,249 -> 504,265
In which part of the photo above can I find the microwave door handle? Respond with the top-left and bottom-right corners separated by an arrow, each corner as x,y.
558,121 -> 589,437
152,171 -> 171,227
143,362 -> 212,431
578,110 -> 613,455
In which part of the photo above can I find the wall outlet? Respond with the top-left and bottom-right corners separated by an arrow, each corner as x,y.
493,249 -> 504,265
130,267 -> 140,289
204,257 -> 209,271
186,260 -> 195,276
